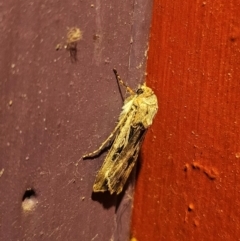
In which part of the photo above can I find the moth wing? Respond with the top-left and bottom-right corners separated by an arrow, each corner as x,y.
83,98 -> 134,159
93,124 -> 146,194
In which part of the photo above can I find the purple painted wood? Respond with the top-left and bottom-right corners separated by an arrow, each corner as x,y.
0,0 -> 152,240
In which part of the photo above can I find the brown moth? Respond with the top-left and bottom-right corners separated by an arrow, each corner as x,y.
83,69 -> 158,194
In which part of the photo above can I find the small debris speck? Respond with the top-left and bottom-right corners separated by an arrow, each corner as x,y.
236,152 -> 240,158
0,169 -> 4,177
188,203 -> 194,211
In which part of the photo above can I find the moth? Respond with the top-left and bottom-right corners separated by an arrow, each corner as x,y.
83,69 -> 158,194
56,27 -> 82,62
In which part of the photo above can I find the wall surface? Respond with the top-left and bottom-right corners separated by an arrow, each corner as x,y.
0,1 -> 153,240
131,0 -> 240,240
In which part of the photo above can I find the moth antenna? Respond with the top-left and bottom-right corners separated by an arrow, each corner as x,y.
113,69 -> 135,95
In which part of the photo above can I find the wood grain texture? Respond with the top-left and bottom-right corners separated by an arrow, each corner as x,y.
131,0 -> 240,240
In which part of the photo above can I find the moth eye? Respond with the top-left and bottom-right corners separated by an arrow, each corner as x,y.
137,88 -> 144,95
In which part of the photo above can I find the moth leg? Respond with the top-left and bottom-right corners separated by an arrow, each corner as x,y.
82,124 -> 120,159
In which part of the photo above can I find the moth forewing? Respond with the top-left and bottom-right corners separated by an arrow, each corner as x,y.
92,109 -> 139,194
103,125 -> 147,194
83,70 -> 158,194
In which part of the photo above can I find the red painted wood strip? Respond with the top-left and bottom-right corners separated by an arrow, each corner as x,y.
131,0 -> 240,240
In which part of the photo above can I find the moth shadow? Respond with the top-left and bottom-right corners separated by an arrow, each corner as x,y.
91,152 -> 144,210
115,151 -> 144,210
135,151 -> 143,183
91,171 -> 140,211
91,177 -> 133,210
91,189 -> 129,211
91,191 -> 117,209
115,178 -> 132,212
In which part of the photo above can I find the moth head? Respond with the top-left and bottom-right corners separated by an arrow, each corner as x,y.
136,83 -> 154,96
